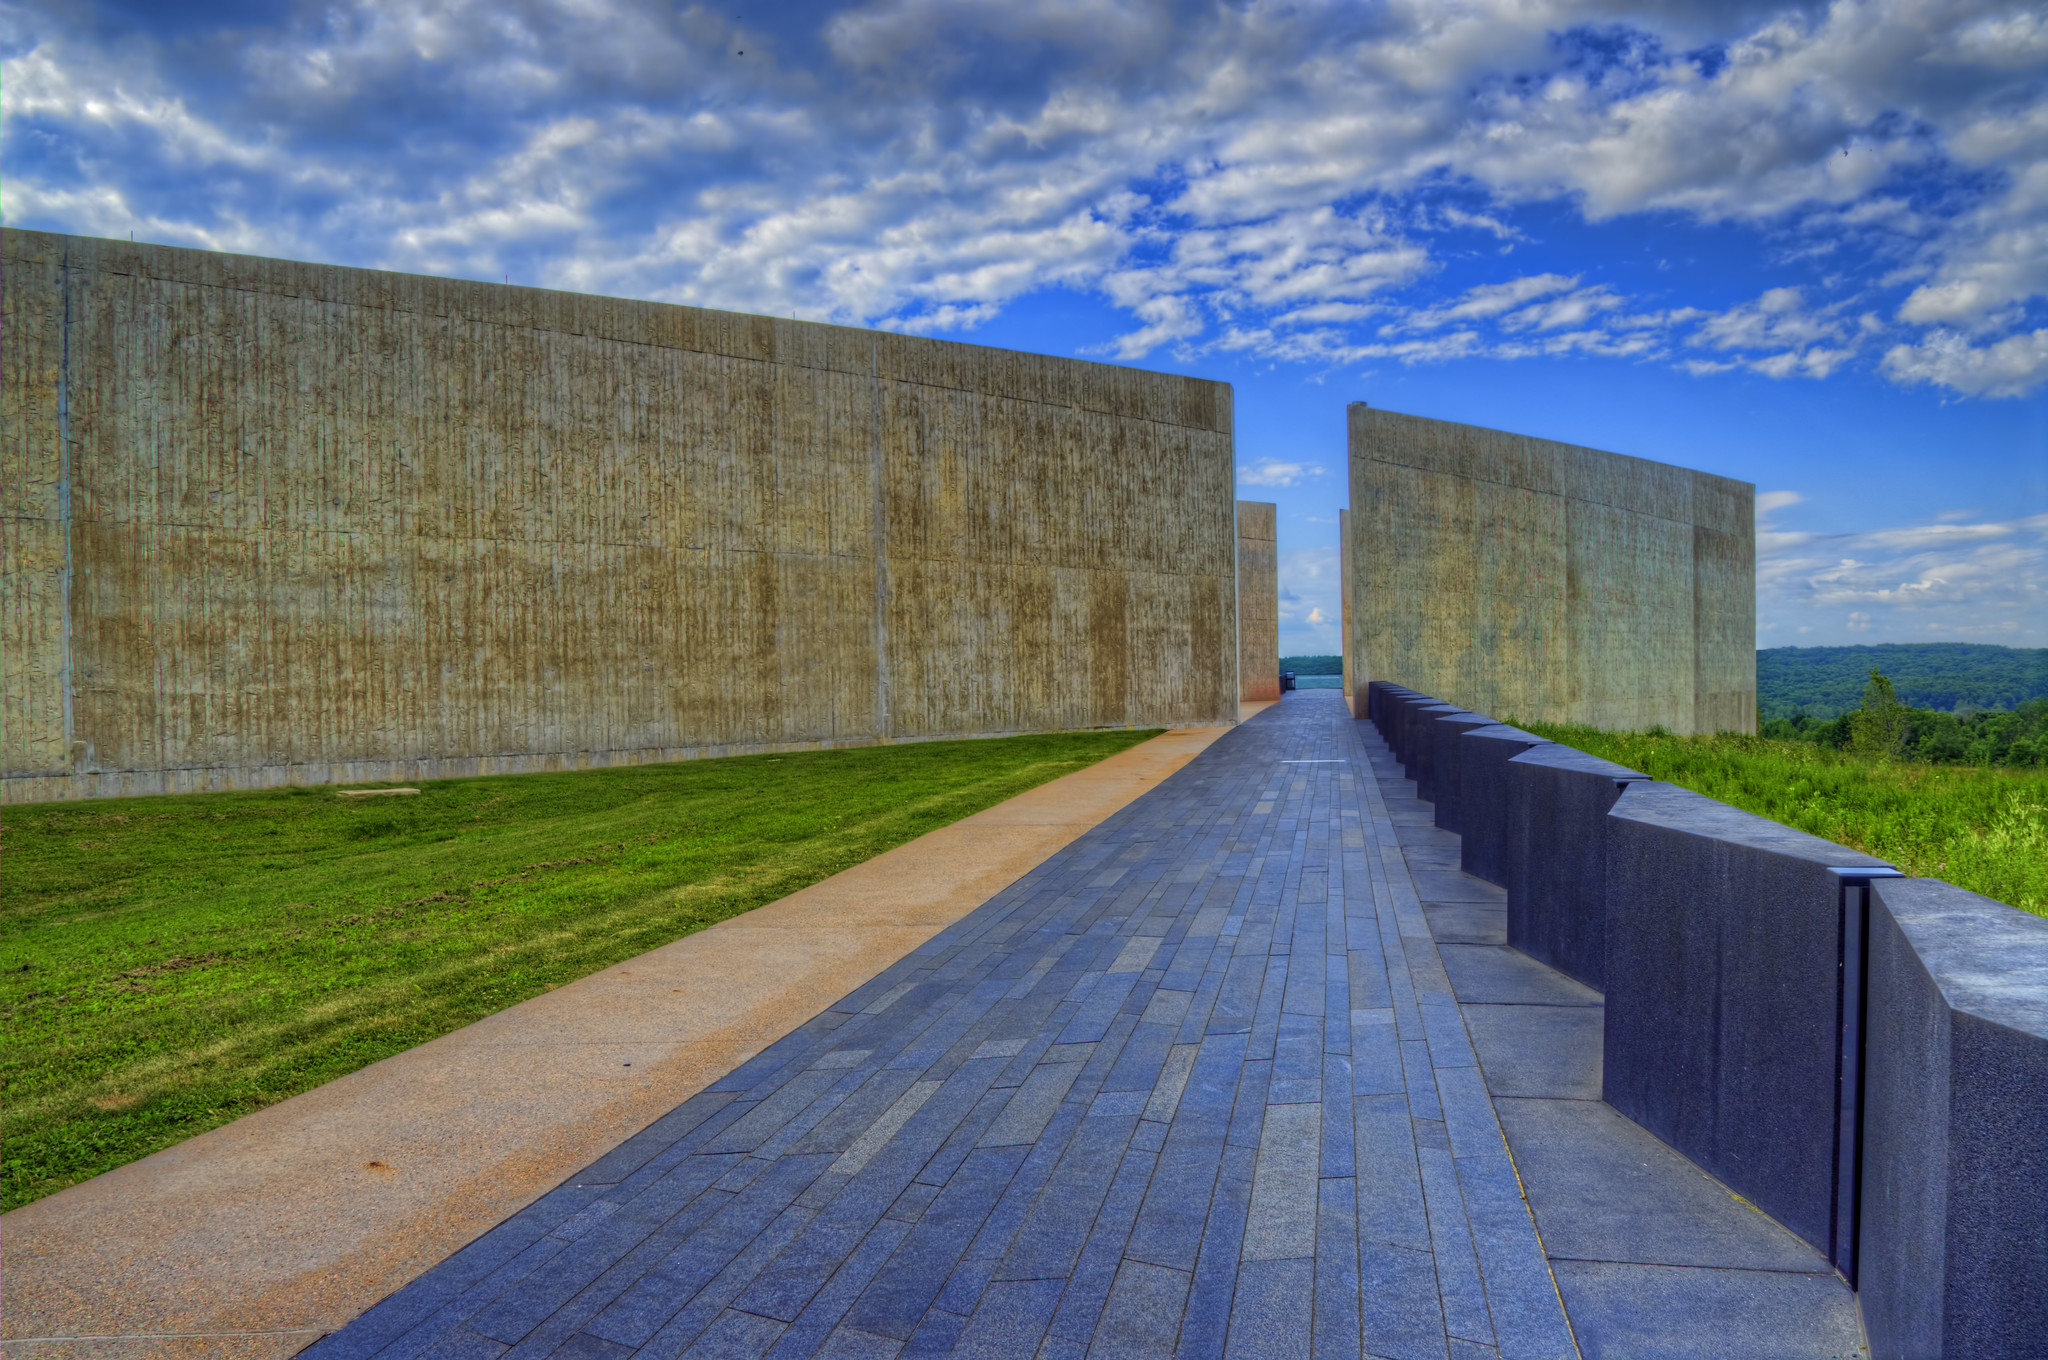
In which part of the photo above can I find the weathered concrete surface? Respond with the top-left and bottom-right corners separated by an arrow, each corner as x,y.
1346,406 -> 1754,734
1339,505 -> 1353,709
1234,500 -> 1277,702
0,726 -> 1229,1360
1,229 -> 1237,803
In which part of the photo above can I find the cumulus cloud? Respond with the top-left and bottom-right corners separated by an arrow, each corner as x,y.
1755,488 -> 1817,558
1277,545 -> 1342,652
1882,327 -> 2048,397
1358,280 -> 1885,378
1407,274 -> 1580,330
1239,458 -> 1326,488
1758,506 -> 2048,643
3,0 -> 2045,394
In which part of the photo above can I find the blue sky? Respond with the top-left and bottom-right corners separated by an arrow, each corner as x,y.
6,0 -> 2044,654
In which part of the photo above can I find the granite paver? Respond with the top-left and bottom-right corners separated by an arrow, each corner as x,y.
308,693 -> 1857,1359
1362,729 -> 1867,1360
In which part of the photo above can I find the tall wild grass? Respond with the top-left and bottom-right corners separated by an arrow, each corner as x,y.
1521,724 -> 2048,918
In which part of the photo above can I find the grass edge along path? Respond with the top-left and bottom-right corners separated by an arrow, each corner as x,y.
1522,723 -> 2047,918
2,729 -> 1161,1212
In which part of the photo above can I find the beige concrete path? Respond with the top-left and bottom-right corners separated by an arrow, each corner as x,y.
2,723 -> 1253,1360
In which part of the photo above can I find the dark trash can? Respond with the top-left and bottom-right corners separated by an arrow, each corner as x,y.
1279,672 -> 1296,693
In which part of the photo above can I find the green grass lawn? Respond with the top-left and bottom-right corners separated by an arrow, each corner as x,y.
0,729 -> 1158,1211
1522,724 -> 2048,917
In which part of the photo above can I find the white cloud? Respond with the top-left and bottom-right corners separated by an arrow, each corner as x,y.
1438,205 -> 1524,241
1758,506 -> 2048,643
1104,207 -> 1430,358
1882,328 -> 2048,397
1403,274 -> 1579,331
1239,458 -> 1325,488
1858,520 -> 2032,550
1755,489 -> 1816,557
1694,288 -> 1837,350
1277,545 -> 1342,653
3,0 -> 2045,398
1666,288 -> 1888,381
1500,286 -> 1622,332
1355,280 -> 1887,377
1349,330 -> 1487,364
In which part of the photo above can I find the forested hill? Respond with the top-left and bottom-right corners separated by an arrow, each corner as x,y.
1758,644 -> 2048,719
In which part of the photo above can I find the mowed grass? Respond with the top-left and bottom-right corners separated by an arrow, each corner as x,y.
1521,724 -> 2048,917
1,729 -> 1159,1211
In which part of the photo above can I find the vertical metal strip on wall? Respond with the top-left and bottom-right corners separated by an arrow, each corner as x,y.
1830,865 -> 1905,1286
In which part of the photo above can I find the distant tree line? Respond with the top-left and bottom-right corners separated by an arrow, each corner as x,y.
1271,645 -> 2044,763
1758,643 -> 2048,720
1763,668 -> 2046,767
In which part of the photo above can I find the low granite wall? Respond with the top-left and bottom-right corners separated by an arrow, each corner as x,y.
1428,711 -> 1496,835
1377,685 -> 1424,768
1365,685 -> 2048,1358
1409,703 -> 1463,802
1862,878 -> 2048,1360
1501,744 -> 1646,991
1455,722 -> 1547,888
1603,780 -> 1895,1267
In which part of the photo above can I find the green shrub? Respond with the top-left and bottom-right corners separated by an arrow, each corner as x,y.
1759,686 -> 2045,767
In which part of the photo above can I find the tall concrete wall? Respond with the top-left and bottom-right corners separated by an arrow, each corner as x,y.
1235,500 -> 1278,702
1,229 -> 1238,802
1346,405 -> 1754,734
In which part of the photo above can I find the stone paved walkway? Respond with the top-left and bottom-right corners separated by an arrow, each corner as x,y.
307,693 -> 1858,1360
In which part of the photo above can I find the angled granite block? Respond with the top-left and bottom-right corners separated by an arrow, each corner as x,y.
1406,702 -> 1457,786
1408,704 -> 1462,795
1384,692 -> 1417,766
1602,780 -> 1890,1259
1429,711 -> 1495,833
1502,744 -> 1647,991
1378,688 -> 1418,762
1366,680 -> 1403,729
1455,724 -> 1549,887
1392,696 -> 1441,782
1862,877 -> 2048,1360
